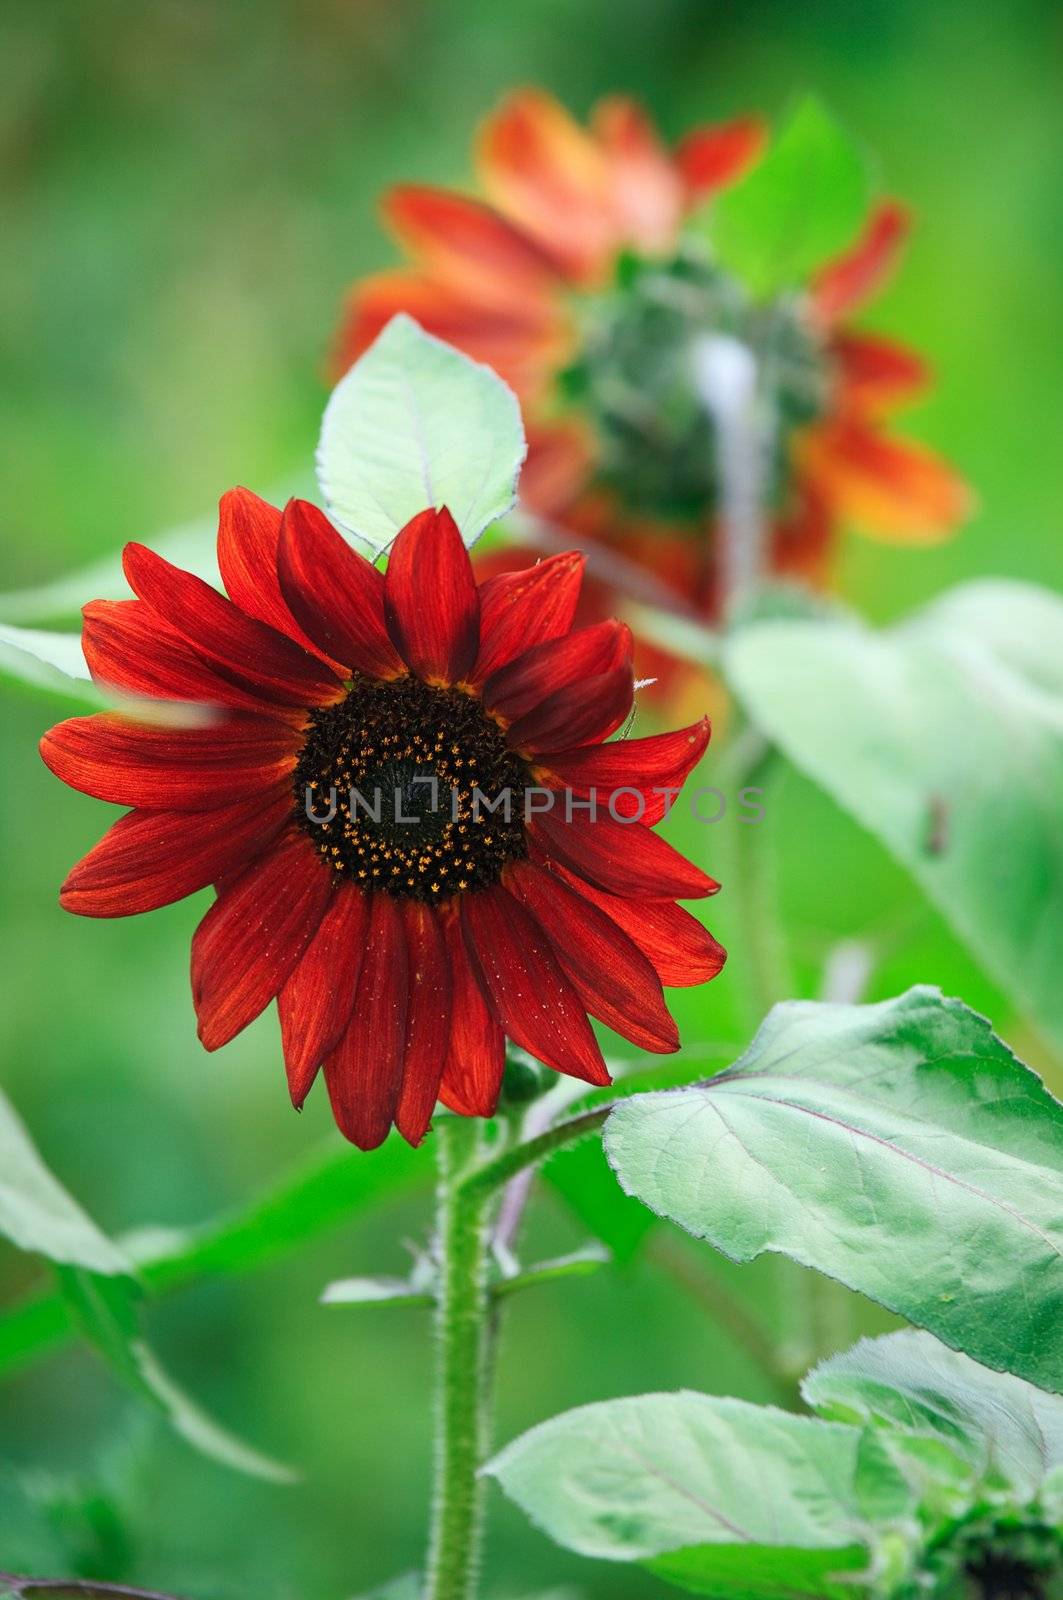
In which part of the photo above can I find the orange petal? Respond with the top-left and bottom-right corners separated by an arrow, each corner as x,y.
520,420 -> 597,516
591,96 -> 683,253
476,88 -> 616,283
675,114 -> 766,203
795,419 -> 971,544
770,485 -> 834,586
332,269 -> 571,401
833,332 -> 930,412
383,185 -> 561,307
812,200 -> 910,323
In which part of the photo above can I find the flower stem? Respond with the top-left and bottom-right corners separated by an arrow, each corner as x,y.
693,333 -> 770,619
424,1117 -> 494,1600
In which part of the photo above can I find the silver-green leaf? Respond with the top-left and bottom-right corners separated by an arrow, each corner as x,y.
724,579 -> 1063,1055
0,1087 -> 131,1275
804,1330 -> 1063,1500
604,988 -> 1063,1392
0,622 -> 98,703
316,313 -> 526,554
487,1391 -> 871,1579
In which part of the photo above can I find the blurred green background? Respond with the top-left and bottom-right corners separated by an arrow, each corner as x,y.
1,1 -> 1061,1595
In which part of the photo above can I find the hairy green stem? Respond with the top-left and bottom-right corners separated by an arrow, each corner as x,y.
458,1107 -> 610,1204
424,1118 -> 494,1600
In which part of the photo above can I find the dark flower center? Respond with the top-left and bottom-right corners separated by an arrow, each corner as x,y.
560,247 -> 830,519
964,1547 -> 1052,1600
293,675 -> 530,901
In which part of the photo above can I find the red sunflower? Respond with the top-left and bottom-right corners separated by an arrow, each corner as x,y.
41,492 -> 724,1149
334,89 -> 969,637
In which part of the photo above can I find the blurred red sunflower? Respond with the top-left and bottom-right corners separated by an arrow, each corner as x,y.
41,492 -> 724,1149
334,89 -> 969,644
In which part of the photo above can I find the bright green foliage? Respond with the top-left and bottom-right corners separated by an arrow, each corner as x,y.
725,580 -> 1063,1055
710,96 -> 870,295
0,1091 -> 301,1481
59,1266 -> 294,1484
316,312 -> 526,554
648,1543 -> 870,1599
0,1135 -> 424,1379
604,988 -> 1063,1391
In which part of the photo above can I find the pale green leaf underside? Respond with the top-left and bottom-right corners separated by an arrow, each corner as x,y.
804,1329 -> 1063,1499
0,1087 -> 130,1275
0,621 -> 98,703
605,988 -> 1063,1392
488,1391 -> 867,1563
316,313 -> 526,554
724,579 -> 1063,1055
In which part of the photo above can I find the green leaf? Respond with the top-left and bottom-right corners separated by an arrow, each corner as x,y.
648,1542 -> 870,1599
316,312 -> 526,554
59,1267 -> 294,1484
724,580 -> 1063,1055
493,1244 -> 611,1300
0,622 -> 99,703
487,1392 -> 870,1576
710,96 -> 870,295
545,1138 -> 657,1262
320,1275 -> 434,1309
804,1330 -> 1063,1500
604,988 -> 1063,1392
349,1580 -> 422,1600
0,1135 -> 424,1381
0,1087 -> 131,1276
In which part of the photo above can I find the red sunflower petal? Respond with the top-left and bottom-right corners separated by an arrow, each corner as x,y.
278,498 -> 404,680
591,96 -> 683,253
461,884 -> 610,1086
82,600 -> 281,713
832,332 -> 930,413
384,507 -> 480,685
122,543 -> 344,708
507,861 -> 678,1053
675,115 -> 767,202
795,417 -> 971,543
394,901 -> 452,1146
812,200 -> 910,323
536,717 -> 710,824
216,487 -> 334,662
323,893 -> 409,1150
60,787 -> 294,917
552,863 -> 727,987
506,663 -> 634,754
471,551 -> 585,685
278,884 -> 370,1109
384,185 -> 561,305
41,711 -> 299,810
531,808 -> 719,900
192,828 -> 333,1051
438,913 -> 505,1117
482,619 -> 631,726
